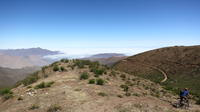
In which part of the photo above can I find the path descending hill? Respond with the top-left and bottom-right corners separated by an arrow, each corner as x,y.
0,59 -> 200,112
114,45 -> 200,98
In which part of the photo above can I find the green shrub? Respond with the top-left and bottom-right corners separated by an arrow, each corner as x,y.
34,81 -> 54,89
27,86 -> 32,89
96,78 -> 105,85
35,82 -> 45,89
98,92 -> 107,96
50,62 -> 58,66
110,71 -> 116,77
120,74 -> 126,79
120,85 -> 129,92
29,104 -> 39,110
60,66 -> 65,72
117,94 -> 123,98
61,59 -> 65,62
73,60 -> 92,68
88,79 -> 95,84
92,68 -> 105,76
3,93 -> 13,101
19,72 -> 39,86
80,72 -> 89,80
0,88 -> 13,95
46,81 -> 55,87
132,93 -> 140,97
53,66 -> 60,72
125,92 -> 131,96
0,88 -> 13,101
17,97 -> 23,101
47,104 -> 62,112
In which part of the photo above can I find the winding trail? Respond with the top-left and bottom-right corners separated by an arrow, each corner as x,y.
121,60 -> 168,83
149,66 -> 168,83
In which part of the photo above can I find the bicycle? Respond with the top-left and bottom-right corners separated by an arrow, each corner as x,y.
172,97 -> 189,109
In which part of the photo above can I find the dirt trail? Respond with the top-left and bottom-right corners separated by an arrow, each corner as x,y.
149,66 -> 168,83
138,62 -> 168,83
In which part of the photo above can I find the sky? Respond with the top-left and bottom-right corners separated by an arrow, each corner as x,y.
0,0 -> 200,55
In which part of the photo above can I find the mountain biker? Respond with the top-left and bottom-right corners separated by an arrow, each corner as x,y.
180,88 -> 189,104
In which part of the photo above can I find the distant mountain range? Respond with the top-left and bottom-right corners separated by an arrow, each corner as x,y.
0,47 -> 60,57
87,53 -> 125,58
83,53 -> 127,66
0,48 -> 61,69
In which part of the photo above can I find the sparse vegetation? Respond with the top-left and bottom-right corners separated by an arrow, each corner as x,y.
27,86 -> 32,88
47,104 -> 62,112
0,88 -> 13,101
132,93 -> 140,97
42,66 -> 48,73
125,92 -> 131,96
120,74 -> 126,79
0,88 -> 13,95
3,93 -> 13,101
29,104 -> 39,110
17,97 -> 23,101
53,65 -> 60,72
110,71 -> 117,77
96,78 -> 105,85
120,85 -> 129,92
117,94 -> 123,98
80,72 -> 89,80
88,79 -> 95,84
98,92 -> 107,97
61,58 -> 69,63
34,81 -> 54,89
91,68 -> 106,77
73,59 -> 92,68
17,71 -> 39,86
60,66 -> 66,72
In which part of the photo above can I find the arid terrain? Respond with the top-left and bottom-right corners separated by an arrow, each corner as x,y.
0,59 -> 200,112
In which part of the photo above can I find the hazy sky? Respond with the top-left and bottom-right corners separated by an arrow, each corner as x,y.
0,0 -> 200,55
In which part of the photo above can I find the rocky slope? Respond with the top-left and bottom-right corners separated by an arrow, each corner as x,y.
0,59 -> 199,112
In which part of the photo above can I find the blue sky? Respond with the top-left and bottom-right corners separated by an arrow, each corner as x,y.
0,0 -> 200,55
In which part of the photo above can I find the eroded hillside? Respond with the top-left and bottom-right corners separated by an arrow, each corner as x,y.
0,59 -> 200,112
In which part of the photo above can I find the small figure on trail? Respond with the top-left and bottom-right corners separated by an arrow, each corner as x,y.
179,88 -> 189,105
172,88 -> 190,108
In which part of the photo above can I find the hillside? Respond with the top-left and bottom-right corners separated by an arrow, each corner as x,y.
114,45 -> 200,98
0,48 -> 61,68
0,59 -> 200,112
0,67 -> 40,88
